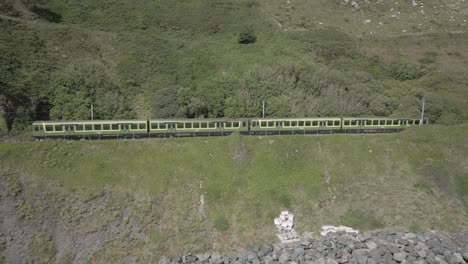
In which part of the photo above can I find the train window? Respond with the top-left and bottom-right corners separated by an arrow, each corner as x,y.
121,124 -> 128,130
139,123 -> 146,129
185,123 -> 192,129
351,120 -> 357,126
201,122 -> 207,128
268,121 -> 275,127
177,123 -> 183,129
305,121 -> 311,126
408,120 -> 413,125
193,123 -> 200,128
94,124 -> 102,130
291,121 -> 297,126
298,121 -> 304,126
66,125 -> 73,131
103,124 -> 110,130
84,124 -> 92,130
334,121 -> 340,126
284,121 -> 290,126
130,124 -> 137,129
209,122 -> 216,128
327,121 -> 333,126
55,125 -> 64,131
242,122 -> 247,127
33,126 -> 39,132
76,125 -> 83,131
312,121 -> 318,126
393,120 -> 399,125
225,122 -> 232,128
45,125 -> 53,131
379,120 -> 385,125
414,120 -> 420,125
385,120 -> 391,125
160,123 -> 167,129
151,123 -> 158,129
234,122 -> 239,128
373,120 -> 378,125
261,121 -> 267,127
344,121 -> 350,126
110,124 -> 117,130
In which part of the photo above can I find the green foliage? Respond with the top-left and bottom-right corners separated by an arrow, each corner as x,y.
238,26 -> 257,44
152,85 -> 185,118
369,95 -> 397,116
1,0 -> 467,133
390,61 -> 425,81
49,61 -> 132,120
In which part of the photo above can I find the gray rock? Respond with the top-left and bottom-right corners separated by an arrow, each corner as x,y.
463,252 -> 468,262
314,258 -> 327,264
447,253 -> 465,264
365,241 -> 378,250
435,255 -> 449,264
352,249 -> 368,264
358,233 -> 372,242
387,244 -> 401,254
278,251 -> 290,263
393,252 -> 407,262
197,253 -> 211,263
260,244 -> 273,255
413,261 -> 425,264
326,258 -> 339,264
417,250 -> 427,258
208,252 -> 222,264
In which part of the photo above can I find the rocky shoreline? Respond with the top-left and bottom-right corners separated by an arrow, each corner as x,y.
160,230 -> 468,264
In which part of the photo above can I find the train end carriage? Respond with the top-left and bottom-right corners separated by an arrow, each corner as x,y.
149,118 -> 249,137
249,117 -> 342,135
341,117 -> 428,133
32,120 -> 148,139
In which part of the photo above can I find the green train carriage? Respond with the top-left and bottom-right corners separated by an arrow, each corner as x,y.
249,117 -> 342,135
148,118 -> 249,137
32,120 -> 148,139
341,117 -> 427,132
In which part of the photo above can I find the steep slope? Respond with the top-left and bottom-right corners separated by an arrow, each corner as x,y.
1,126 -> 467,262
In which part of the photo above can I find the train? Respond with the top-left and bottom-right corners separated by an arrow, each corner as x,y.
32,117 -> 428,139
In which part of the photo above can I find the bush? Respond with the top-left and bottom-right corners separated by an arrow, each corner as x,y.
238,27 -> 257,44
390,61 -> 425,81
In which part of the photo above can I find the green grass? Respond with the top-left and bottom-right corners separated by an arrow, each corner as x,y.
1,125 -> 467,257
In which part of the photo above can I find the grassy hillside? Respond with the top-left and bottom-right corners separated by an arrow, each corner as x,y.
1,126 -> 467,261
1,0 -> 468,134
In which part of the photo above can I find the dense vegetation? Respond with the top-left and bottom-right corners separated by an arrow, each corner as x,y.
1,0 -> 467,135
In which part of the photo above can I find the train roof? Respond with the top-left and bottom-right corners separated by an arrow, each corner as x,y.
33,116 -> 425,125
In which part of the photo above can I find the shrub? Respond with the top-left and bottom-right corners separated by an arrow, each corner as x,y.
238,27 -> 257,44
390,61 -> 425,81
